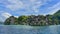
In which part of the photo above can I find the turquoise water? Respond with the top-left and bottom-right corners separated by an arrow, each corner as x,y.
0,25 -> 60,34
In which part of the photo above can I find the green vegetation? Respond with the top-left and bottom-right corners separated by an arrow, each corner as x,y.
4,10 -> 60,26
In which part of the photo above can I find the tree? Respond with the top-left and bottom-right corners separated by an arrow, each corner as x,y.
18,15 -> 28,25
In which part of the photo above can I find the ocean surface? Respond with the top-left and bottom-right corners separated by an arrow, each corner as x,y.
0,25 -> 60,34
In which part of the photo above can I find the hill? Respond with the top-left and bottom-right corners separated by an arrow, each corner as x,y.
54,10 -> 60,16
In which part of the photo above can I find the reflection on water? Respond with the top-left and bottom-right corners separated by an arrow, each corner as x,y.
0,25 -> 60,34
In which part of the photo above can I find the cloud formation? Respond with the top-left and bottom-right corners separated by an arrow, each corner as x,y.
5,0 -> 42,12
2,12 -> 12,18
47,2 -> 60,14
0,11 -> 12,22
6,0 -> 24,10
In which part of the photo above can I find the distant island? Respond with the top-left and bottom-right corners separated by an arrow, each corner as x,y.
4,10 -> 60,26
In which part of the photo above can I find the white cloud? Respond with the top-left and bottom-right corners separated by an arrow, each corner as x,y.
0,11 -> 12,22
50,8 -> 60,15
6,0 -> 24,10
31,1 -> 42,12
2,12 -> 12,18
0,12 -> 19,22
30,0 -> 37,2
48,2 -> 60,14
1,0 -> 59,15
14,16 -> 18,18
5,0 -> 42,13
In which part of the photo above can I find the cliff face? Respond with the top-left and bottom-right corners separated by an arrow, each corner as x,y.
4,16 -> 18,25
4,10 -> 60,26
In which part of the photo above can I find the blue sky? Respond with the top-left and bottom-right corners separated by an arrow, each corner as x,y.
0,0 -> 60,22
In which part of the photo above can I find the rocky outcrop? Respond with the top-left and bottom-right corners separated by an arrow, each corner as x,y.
4,10 -> 60,26
4,16 -> 18,25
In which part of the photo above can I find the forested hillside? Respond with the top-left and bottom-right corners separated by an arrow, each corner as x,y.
4,10 -> 60,26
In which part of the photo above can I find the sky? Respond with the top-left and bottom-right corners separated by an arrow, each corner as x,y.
0,0 -> 60,22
